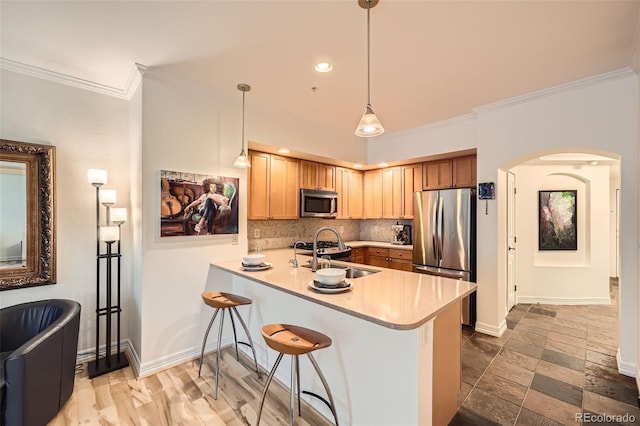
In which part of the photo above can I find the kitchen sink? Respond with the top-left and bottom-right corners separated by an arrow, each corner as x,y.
302,264 -> 379,278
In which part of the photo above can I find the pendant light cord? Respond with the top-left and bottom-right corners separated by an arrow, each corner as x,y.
366,0 -> 371,107
241,90 -> 246,152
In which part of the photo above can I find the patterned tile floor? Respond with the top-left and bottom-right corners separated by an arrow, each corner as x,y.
450,279 -> 640,426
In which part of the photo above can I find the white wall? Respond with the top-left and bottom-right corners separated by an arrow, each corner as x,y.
135,70 -> 364,374
0,69 -> 132,355
368,70 -> 639,374
512,164 -> 611,304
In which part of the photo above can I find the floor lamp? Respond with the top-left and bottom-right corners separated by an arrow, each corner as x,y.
87,169 -> 129,378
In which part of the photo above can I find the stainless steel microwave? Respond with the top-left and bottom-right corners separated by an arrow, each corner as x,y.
300,189 -> 338,218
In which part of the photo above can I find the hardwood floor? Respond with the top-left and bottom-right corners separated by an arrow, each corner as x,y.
51,279 -> 637,425
51,348 -> 332,425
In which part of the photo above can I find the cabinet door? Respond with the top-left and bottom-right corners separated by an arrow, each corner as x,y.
390,258 -> 413,271
270,155 -> 299,219
248,151 -> 270,219
366,247 -> 390,268
364,170 -> 383,219
299,160 -> 318,189
452,156 -> 476,188
382,167 -> 402,219
349,170 -> 363,219
335,168 -> 348,219
402,164 -> 422,219
423,160 -> 452,190
389,249 -> 413,271
318,163 -> 336,191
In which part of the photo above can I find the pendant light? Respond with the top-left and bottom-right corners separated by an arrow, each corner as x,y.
355,0 -> 384,137
233,83 -> 252,168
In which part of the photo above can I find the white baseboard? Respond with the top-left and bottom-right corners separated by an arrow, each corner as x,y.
475,319 -> 507,337
516,295 -> 611,305
616,348 -> 637,378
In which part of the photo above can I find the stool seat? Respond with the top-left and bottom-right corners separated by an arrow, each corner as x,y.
261,324 -> 332,355
257,324 -> 338,425
202,291 -> 252,309
198,291 -> 259,400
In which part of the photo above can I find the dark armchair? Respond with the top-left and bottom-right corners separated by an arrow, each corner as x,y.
0,299 -> 81,426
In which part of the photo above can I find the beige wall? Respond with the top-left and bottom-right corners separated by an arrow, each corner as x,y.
512,164 -> 611,304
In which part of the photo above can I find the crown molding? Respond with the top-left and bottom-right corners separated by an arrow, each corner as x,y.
0,58 -> 142,100
472,68 -> 635,115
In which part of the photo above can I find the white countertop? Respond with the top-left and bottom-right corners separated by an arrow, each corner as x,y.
211,248 -> 476,330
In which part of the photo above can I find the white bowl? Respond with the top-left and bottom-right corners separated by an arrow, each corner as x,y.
315,268 -> 347,286
243,253 -> 266,266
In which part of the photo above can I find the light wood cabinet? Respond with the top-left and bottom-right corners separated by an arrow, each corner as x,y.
350,247 -> 366,264
363,170 -> 383,219
423,155 -> 476,190
248,151 -> 299,220
335,167 -> 363,219
363,246 -> 412,270
366,247 -> 390,268
382,167 -> 402,219
452,155 -> 476,188
389,248 -> 413,271
402,164 -> 422,219
300,160 -> 336,190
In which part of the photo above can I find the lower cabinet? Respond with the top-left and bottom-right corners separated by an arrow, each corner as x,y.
389,248 -> 413,271
361,247 -> 412,270
350,247 -> 365,264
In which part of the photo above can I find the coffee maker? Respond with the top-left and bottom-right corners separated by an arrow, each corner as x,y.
392,223 -> 412,245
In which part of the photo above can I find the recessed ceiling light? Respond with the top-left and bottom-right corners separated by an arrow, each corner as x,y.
277,148 -> 290,154
315,62 -> 333,73
353,163 -> 363,168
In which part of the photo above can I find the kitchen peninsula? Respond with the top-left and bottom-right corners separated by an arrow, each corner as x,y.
209,248 -> 476,425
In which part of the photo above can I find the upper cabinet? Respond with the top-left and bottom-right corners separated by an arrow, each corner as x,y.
300,160 -> 336,190
402,164 -> 422,219
248,151 -> 299,220
364,170 -> 383,219
336,167 -> 363,219
370,164 -> 422,220
423,155 -> 476,190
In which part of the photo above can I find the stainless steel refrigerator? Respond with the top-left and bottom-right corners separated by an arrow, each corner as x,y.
413,188 -> 476,325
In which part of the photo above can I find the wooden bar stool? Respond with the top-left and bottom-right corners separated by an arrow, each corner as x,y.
199,291 -> 260,399
256,323 -> 339,426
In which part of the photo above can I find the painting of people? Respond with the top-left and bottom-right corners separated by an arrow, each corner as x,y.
160,170 -> 239,237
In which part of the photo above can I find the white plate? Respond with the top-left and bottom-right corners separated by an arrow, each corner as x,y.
308,280 -> 352,294
241,262 -> 272,271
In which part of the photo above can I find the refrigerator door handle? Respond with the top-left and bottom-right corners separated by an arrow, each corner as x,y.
437,195 -> 444,267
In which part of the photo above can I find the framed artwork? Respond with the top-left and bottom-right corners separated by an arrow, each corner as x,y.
160,170 -> 239,237
538,190 -> 577,250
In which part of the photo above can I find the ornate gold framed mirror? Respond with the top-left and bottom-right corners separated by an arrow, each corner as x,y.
0,140 -> 56,290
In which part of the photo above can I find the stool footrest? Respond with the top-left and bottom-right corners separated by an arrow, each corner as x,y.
302,390 -> 332,411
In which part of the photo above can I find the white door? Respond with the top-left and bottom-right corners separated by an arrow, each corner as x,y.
507,171 -> 517,310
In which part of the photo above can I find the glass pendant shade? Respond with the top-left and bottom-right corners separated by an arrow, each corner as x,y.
233,150 -> 251,168
355,105 -> 385,137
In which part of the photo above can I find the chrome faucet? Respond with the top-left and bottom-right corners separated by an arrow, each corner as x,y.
311,227 -> 346,272
289,240 -> 306,268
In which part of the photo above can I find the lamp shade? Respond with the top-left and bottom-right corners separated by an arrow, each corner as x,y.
233,151 -> 251,168
355,105 -> 385,137
110,208 -> 127,224
87,169 -> 107,186
99,189 -> 116,206
100,226 -> 120,242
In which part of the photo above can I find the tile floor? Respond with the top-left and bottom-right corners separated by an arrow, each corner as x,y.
450,279 -> 640,426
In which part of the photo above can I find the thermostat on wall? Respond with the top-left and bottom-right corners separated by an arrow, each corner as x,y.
478,182 -> 495,200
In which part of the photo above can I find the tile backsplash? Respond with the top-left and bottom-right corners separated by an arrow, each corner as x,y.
247,218 -> 412,251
